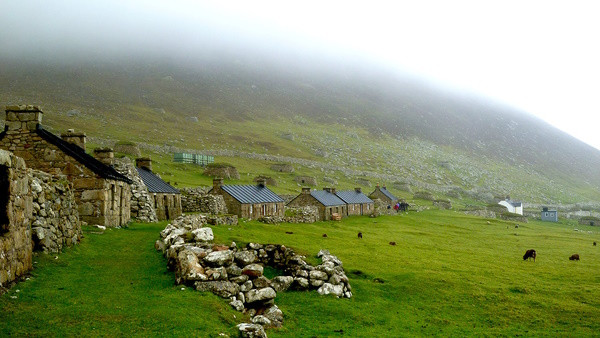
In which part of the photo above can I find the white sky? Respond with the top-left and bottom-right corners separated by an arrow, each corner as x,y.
3,0 -> 599,149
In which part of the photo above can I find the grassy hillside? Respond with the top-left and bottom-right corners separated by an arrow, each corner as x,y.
1,57 -> 600,205
2,212 -> 600,336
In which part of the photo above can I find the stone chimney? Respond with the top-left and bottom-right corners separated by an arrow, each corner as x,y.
61,129 -> 87,151
136,157 -> 152,171
213,178 -> 224,191
5,105 -> 43,131
323,187 -> 331,193
355,187 -> 362,193
302,187 -> 311,195
257,178 -> 266,187
93,148 -> 114,166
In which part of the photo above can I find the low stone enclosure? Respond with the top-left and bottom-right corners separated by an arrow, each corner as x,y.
156,214 -> 352,333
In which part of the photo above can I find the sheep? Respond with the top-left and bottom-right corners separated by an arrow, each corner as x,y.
523,249 -> 536,262
358,232 -> 363,239
569,254 -> 580,261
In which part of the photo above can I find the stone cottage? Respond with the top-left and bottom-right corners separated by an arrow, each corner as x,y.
209,178 -> 284,220
0,105 -> 132,227
369,184 -> 398,207
287,187 -> 347,221
336,187 -> 374,216
135,158 -> 182,221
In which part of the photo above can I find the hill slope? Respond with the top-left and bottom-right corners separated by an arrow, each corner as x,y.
1,56 -> 599,205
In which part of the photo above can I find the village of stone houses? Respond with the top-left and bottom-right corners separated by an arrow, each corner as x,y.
1,105 -> 599,337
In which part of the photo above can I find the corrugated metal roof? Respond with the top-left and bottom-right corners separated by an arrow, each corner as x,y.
136,167 -> 180,194
336,190 -> 374,204
310,190 -> 346,206
222,184 -> 284,204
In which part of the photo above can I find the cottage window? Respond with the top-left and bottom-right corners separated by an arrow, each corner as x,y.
250,205 -> 253,214
262,204 -> 266,216
0,165 -> 8,231
274,204 -> 277,213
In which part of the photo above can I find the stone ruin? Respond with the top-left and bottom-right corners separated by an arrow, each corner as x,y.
293,176 -> 317,186
180,187 -> 227,214
155,214 -> 352,335
203,164 -> 240,179
113,157 -> 158,223
270,163 -> 294,173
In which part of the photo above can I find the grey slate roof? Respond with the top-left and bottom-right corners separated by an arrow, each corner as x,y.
310,190 -> 346,207
136,167 -> 180,194
336,190 -> 374,204
376,187 -> 397,201
221,185 -> 284,204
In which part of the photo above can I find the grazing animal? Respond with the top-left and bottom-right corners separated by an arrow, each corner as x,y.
594,241 -> 597,246
322,234 -> 328,238
523,249 -> 536,262
515,224 -> 519,228
389,241 -> 397,246
358,232 -> 363,239
569,254 -> 580,261
285,231 -> 293,234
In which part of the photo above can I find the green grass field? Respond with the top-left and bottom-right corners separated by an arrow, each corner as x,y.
2,210 -> 600,337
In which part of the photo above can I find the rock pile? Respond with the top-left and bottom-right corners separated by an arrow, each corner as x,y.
113,157 -> 158,223
30,171 -> 82,253
156,214 -> 352,334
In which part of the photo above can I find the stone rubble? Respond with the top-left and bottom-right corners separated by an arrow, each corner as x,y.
156,214 -> 352,335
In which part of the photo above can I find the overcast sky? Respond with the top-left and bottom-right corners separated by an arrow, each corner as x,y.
2,0 -> 599,149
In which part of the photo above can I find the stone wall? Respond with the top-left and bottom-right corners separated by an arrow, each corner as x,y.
294,176 -> 317,186
30,170 -> 81,253
0,150 -> 33,289
180,187 -> 227,214
156,214 -> 351,333
113,157 -> 158,223
154,192 -> 182,221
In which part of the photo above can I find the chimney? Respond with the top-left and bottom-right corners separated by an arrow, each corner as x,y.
93,148 -> 114,166
331,187 -> 336,195
213,178 -> 224,190
61,129 -> 87,151
302,187 -> 311,195
136,157 -> 152,171
323,187 -> 331,193
5,105 -> 43,131
257,178 -> 266,187
355,187 -> 362,193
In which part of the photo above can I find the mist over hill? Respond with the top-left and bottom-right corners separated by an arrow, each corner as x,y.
1,54 -> 599,205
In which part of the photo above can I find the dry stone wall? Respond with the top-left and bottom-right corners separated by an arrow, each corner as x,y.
156,214 -> 352,334
0,150 -> 33,289
30,170 -> 81,253
113,157 -> 158,223
180,187 -> 227,214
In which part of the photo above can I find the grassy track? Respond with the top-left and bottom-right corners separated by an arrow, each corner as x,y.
2,211 -> 600,337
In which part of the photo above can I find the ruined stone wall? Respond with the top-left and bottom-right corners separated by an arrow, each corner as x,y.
30,170 -> 82,253
0,150 -> 32,288
180,187 -> 227,214
156,214 -> 352,333
113,157 -> 158,223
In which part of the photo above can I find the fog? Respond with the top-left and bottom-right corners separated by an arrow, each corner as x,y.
2,0 -> 599,149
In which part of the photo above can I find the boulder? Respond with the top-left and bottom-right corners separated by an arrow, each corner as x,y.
242,264 -> 264,277
192,227 -> 214,242
237,323 -> 267,338
235,251 -> 257,266
271,276 -> 294,293
264,305 -> 284,327
245,287 -> 276,304
317,283 -> 344,297
195,281 -> 240,298
203,250 -> 234,267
